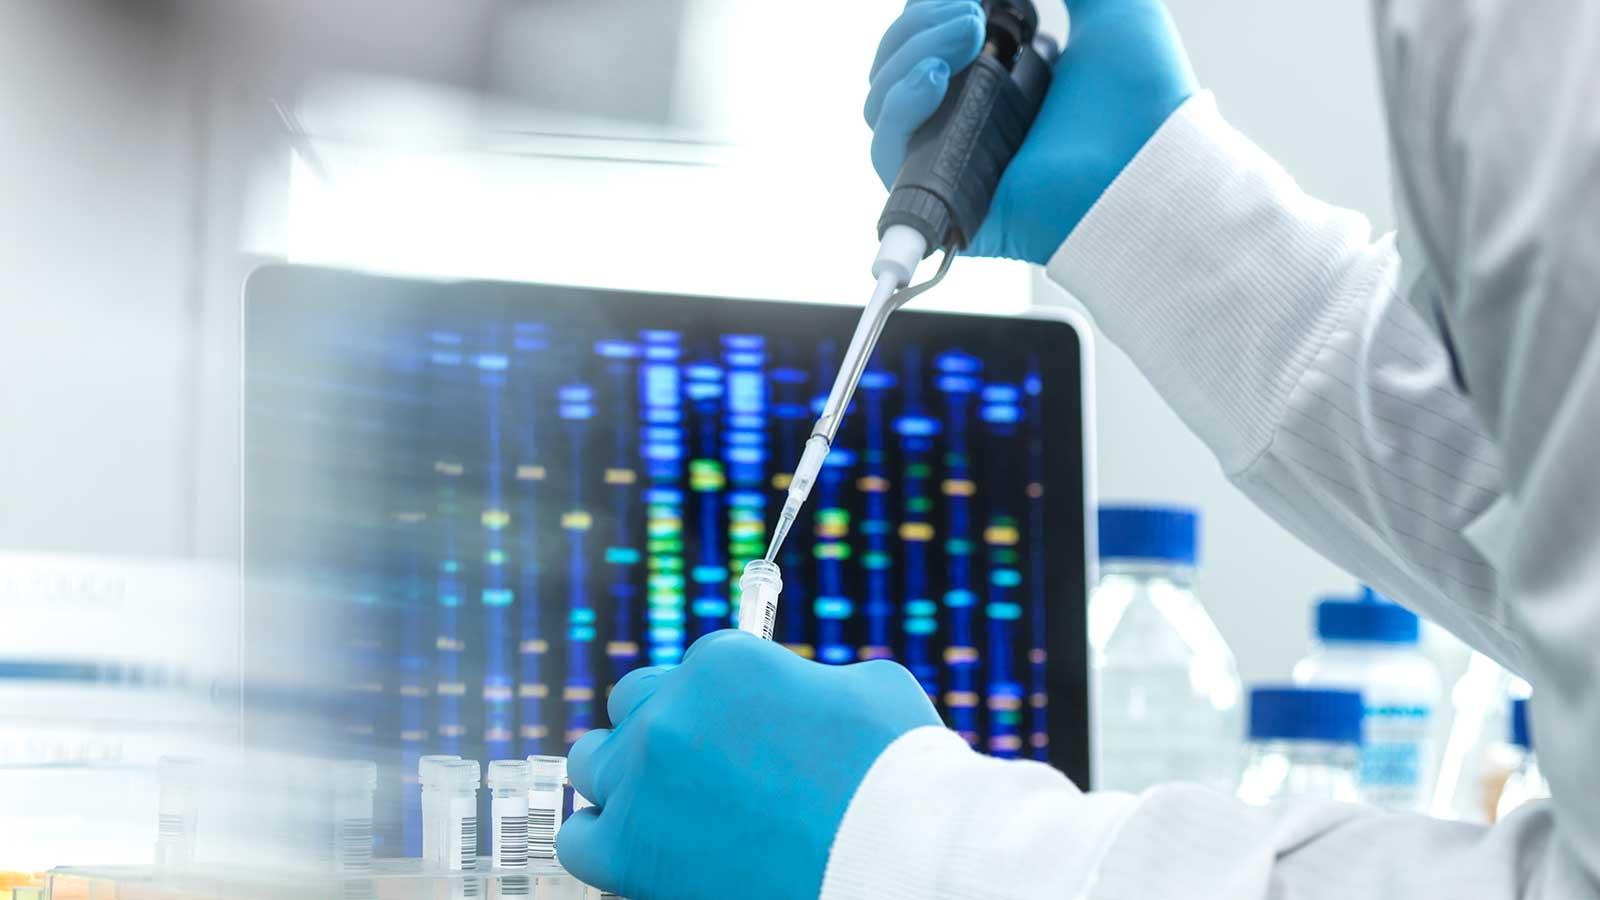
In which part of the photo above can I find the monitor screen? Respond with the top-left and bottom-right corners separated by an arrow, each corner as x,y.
243,265 -> 1089,850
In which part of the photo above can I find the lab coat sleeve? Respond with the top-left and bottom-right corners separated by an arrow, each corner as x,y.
823,729 -> 1587,899
820,725 -> 1143,899
1047,92 -> 1519,671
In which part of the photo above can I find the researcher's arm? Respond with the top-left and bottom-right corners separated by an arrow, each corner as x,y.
828,85 -> 1574,892
827,63 -> 1563,900
838,0 -> 1600,897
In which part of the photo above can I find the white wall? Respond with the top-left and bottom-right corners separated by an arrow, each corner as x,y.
1038,0 -> 1398,685
0,2 -> 199,556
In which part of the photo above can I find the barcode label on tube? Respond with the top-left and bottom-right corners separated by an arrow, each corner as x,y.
760,600 -> 776,640
157,813 -> 183,839
496,815 -> 529,868
337,818 -> 374,871
459,816 -> 477,869
529,807 -> 557,859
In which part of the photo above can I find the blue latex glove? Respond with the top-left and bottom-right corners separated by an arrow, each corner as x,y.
557,630 -> 942,900
866,0 -> 1198,264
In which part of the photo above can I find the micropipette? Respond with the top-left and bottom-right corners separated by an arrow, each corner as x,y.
761,0 -> 1057,568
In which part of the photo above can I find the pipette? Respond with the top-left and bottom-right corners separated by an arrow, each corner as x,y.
762,0 -> 1057,568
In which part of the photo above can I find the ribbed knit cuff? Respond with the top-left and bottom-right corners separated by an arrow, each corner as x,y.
1046,92 -> 1381,472
820,726 -> 1139,900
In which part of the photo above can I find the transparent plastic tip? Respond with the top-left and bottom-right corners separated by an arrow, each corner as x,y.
738,559 -> 784,640
766,435 -> 830,562
763,498 -> 800,563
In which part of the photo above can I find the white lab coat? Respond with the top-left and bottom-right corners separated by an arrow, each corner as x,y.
821,2 -> 1600,897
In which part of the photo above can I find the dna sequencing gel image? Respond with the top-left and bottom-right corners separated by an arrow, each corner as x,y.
246,306 -> 1057,857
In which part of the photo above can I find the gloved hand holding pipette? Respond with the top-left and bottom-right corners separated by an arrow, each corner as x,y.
560,1 -> 1209,898
758,0 -> 1061,581
868,0 -> 1194,263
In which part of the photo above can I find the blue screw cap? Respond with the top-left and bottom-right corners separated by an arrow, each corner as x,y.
1097,504 -> 1198,566
1248,686 -> 1364,745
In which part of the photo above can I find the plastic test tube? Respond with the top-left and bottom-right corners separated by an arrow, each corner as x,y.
527,755 -> 566,862
737,559 -> 783,640
155,756 -> 202,867
419,754 -> 461,866
331,760 -> 377,873
486,760 -> 533,870
439,759 -> 481,871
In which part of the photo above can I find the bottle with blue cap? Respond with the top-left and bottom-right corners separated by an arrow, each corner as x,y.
1090,504 -> 1241,792
1495,696 -> 1549,819
1237,686 -> 1365,804
1292,587 -> 1441,811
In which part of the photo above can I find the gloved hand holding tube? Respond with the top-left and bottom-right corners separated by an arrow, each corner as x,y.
558,632 -> 941,900
559,3 -> 1206,897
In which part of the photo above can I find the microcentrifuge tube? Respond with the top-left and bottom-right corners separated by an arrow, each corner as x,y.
737,559 -> 783,640
439,759 -> 481,871
155,755 -> 202,867
419,754 -> 460,867
487,760 -> 533,870
331,760 -> 377,874
527,755 -> 566,861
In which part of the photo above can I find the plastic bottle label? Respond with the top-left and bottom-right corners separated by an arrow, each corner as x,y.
1360,703 -> 1433,807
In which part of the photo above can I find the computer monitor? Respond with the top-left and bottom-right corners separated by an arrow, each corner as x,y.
243,264 -> 1092,850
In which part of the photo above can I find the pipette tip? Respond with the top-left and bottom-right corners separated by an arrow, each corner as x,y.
763,507 -> 796,563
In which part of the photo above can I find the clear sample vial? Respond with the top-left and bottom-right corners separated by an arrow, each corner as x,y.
737,559 -> 782,640
527,755 -> 566,862
155,756 -> 203,867
1237,686 -> 1364,805
419,754 -> 461,867
487,760 -> 533,870
439,759 -> 481,871
331,760 -> 377,873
